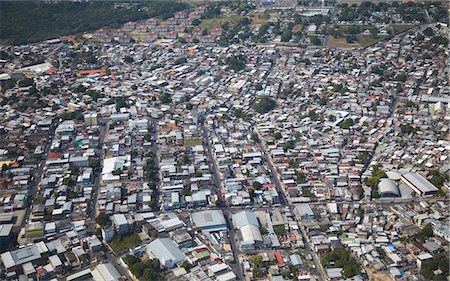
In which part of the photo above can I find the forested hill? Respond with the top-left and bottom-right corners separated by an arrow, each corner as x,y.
0,1 -> 190,45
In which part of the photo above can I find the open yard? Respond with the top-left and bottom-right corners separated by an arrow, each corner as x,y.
199,14 -> 244,30
327,36 -> 360,48
361,35 -> 389,47
391,24 -> 413,34
109,232 -> 141,253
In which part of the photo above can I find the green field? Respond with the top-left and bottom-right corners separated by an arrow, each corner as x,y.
109,233 -> 141,253
184,138 -> 203,146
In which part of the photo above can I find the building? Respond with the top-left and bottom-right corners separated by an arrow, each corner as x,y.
433,223 -> 450,242
1,244 -> 43,272
232,210 -> 263,251
401,173 -> 438,196
0,224 -> 13,248
378,178 -> 400,197
66,262 -> 122,281
191,210 -> 227,233
111,214 -> 129,235
294,203 -> 315,221
146,238 -> 186,268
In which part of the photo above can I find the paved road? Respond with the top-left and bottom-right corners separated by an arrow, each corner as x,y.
254,129 -> 327,281
20,121 -> 57,230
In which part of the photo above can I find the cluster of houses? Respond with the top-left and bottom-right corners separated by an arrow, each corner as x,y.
0,2 -> 448,280
92,6 -> 223,44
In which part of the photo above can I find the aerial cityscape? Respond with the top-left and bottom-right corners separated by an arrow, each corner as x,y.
0,0 -> 448,281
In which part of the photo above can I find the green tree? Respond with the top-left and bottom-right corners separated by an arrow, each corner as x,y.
252,96 -> 276,114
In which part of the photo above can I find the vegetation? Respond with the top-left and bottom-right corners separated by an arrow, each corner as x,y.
181,260 -> 194,272
416,223 -> 433,242
338,118 -> 354,129
60,111 -> 83,121
274,225 -> 286,236
400,124 -> 418,135
226,55 -> 246,71
96,213 -> 112,228
0,1 -> 190,45
252,96 -> 276,114
322,249 -> 361,278
123,255 -> 164,281
109,233 -> 141,253
364,165 -> 387,198
428,169 -> 448,188
174,57 -> 187,65
420,253 -> 449,281
250,133 -> 260,143
296,171 -> 307,184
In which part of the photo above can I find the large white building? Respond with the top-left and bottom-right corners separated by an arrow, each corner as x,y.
146,238 -> 186,268
232,210 -> 263,251
401,173 -> 438,196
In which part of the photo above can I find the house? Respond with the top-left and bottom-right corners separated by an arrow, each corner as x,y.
136,25 -> 148,33
157,25 -> 169,32
146,18 -> 158,26
124,22 -> 136,30
146,32 -> 159,42
211,28 -> 223,36
111,214 -> 130,235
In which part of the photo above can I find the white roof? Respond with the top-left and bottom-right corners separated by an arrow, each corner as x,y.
146,238 -> 186,267
191,210 -> 226,228
402,173 -> 438,193
241,224 -> 263,243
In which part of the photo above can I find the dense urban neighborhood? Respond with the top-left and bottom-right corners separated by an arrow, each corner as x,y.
0,0 -> 448,281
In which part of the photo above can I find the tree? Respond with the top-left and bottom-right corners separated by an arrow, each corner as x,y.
296,171 -> 307,184
226,55 -> 246,71
416,223 -> 433,242
0,1 -> 190,45
159,93 -> 172,104
181,260 -> 193,272
215,197 -> 224,207
250,133 -> 260,143
252,96 -> 276,114
339,118 -> 354,129
248,188 -> 255,199
274,132 -> 282,140
252,181 -> 262,190
96,213 -> 111,227
174,57 -> 187,65
253,266 -> 263,277
322,249 -> 361,278
428,170 -> 448,188
420,254 -> 449,281
249,255 -> 263,267
310,36 -> 321,45
124,56 -> 134,63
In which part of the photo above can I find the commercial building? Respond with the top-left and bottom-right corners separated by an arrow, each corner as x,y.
401,173 -> 438,196
146,238 -> 186,268
232,210 -> 263,251
191,210 -> 227,233
378,178 -> 400,197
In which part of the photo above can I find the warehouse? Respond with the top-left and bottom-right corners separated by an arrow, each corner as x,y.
146,238 -> 186,268
191,210 -> 227,233
401,173 -> 438,196
378,178 -> 400,197
232,210 -> 263,251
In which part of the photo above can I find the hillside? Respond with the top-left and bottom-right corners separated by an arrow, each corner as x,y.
0,1 -> 190,45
